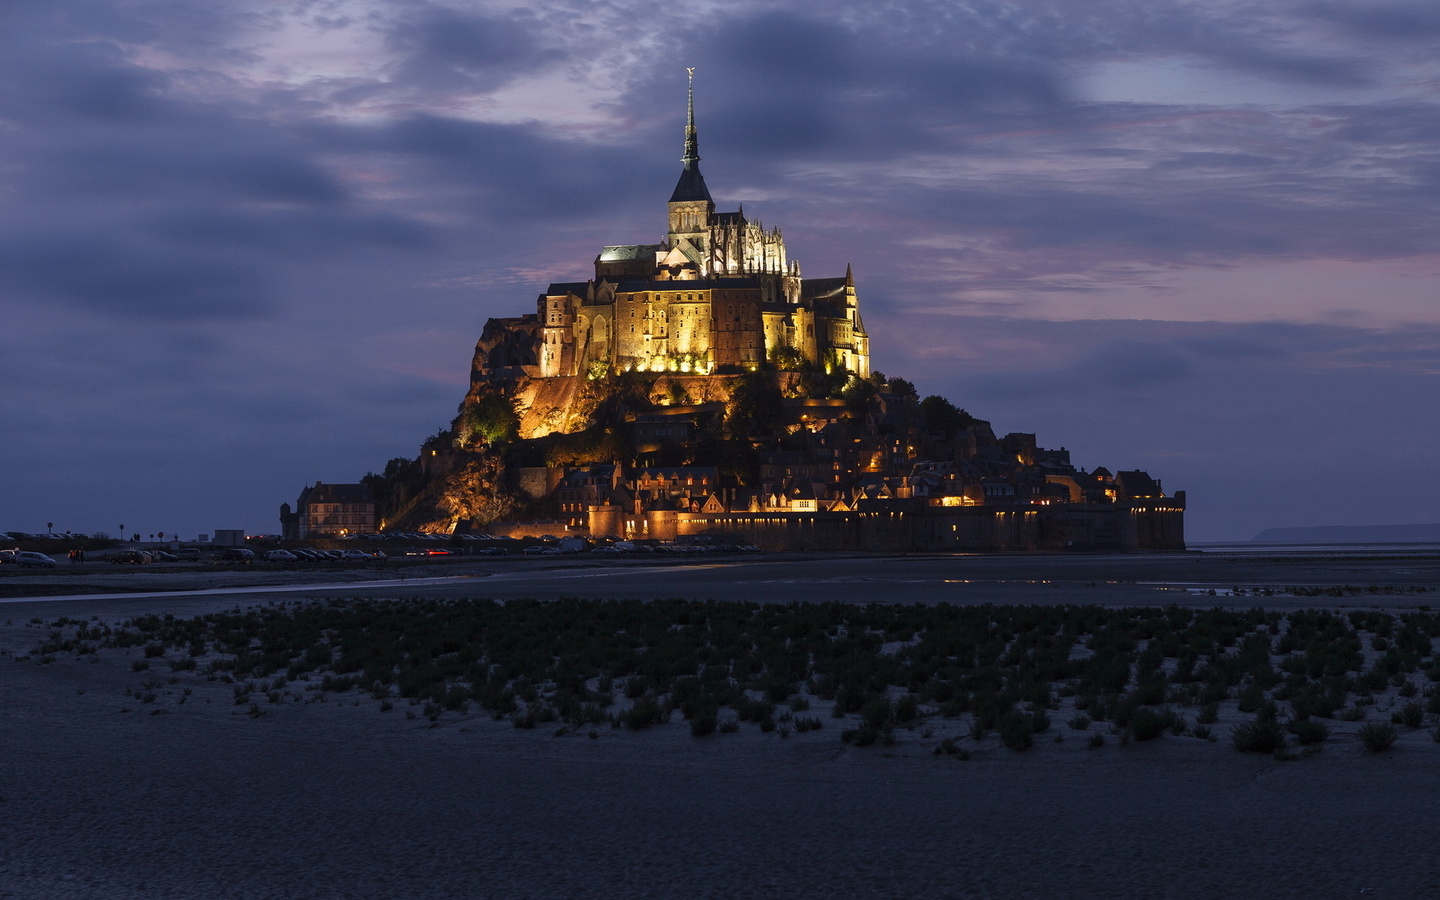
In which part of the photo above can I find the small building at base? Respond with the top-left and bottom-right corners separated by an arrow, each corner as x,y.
280,482 -> 377,539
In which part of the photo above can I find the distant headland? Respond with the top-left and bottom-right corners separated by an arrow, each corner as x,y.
1251,523 -> 1440,544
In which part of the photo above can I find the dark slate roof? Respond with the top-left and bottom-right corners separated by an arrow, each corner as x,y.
545,282 -> 590,296
1115,470 -> 1162,497
598,245 -> 662,261
801,277 -> 848,300
297,482 -> 374,506
612,277 -> 761,293
669,163 -> 713,204
632,466 -> 719,481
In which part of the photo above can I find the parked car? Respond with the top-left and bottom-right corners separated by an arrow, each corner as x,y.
110,550 -> 152,565
264,549 -> 298,562
219,548 -> 255,563
16,551 -> 58,568
0,549 -> 18,564
342,549 -> 370,560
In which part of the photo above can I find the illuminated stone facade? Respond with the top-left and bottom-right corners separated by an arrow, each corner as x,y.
476,75 -> 869,382
280,482 -> 377,539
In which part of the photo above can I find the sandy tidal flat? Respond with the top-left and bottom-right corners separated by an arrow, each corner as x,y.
5,550 -> 1440,899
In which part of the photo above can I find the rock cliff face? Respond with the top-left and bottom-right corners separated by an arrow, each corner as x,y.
460,367 -> 806,441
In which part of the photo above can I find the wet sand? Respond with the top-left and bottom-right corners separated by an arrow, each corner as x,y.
4,549 -> 1439,899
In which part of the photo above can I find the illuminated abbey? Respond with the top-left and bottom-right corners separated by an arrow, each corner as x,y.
334,73 -> 1187,551
474,73 -> 869,382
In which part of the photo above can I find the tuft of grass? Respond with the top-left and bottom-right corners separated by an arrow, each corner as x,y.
1358,722 -> 1398,753
1129,707 -> 1174,742
689,709 -> 718,737
1398,700 -> 1424,729
1288,719 -> 1329,745
1088,732 -> 1104,749
1067,714 -> 1091,731
1232,720 -> 1285,754
998,711 -> 1033,752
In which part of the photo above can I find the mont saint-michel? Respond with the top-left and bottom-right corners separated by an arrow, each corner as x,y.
313,78 -> 1185,552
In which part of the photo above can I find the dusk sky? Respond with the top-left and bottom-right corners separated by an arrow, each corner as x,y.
3,0 -> 1438,542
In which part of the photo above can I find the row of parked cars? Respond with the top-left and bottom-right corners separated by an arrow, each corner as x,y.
110,549 -> 187,564
261,548 -> 384,563
206,548 -> 386,564
2,531 -> 77,542
0,549 -> 59,568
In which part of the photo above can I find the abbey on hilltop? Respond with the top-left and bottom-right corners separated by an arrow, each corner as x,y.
329,73 -> 1186,553
474,71 -> 869,383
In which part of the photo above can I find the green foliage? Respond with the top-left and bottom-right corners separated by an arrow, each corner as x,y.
1288,719 -> 1329,745
840,375 -> 878,410
1129,707 -> 1175,742
689,708 -> 718,736
1358,722 -> 1398,752
728,371 -> 785,434
1232,720 -> 1286,754
768,346 -> 809,372
362,456 -> 426,525
998,710 -> 1034,751
455,391 -> 520,447
884,377 -> 918,400
918,395 -> 977,439
52,601 -> 1440,758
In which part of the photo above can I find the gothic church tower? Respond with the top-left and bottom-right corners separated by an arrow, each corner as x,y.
666,69 -> 715,276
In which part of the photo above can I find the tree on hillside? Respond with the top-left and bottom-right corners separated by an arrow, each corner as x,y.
728,370 -> 785,435
769,346 -> 808,371
841,374 -> 878,411
885,376 -> 918,399
454,391 -> 520,448
919,395 -> 978,439
362,456 -> 426,525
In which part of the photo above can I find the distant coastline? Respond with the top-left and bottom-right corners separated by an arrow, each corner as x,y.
1251,523 -> 1440,544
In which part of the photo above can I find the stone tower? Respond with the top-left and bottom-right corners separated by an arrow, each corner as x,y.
666,69 -> 715,275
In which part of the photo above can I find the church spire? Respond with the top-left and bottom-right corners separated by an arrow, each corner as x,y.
669,67 -> 713,204
683,67 -> 699,167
